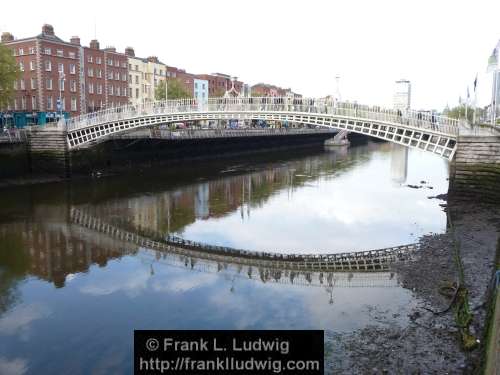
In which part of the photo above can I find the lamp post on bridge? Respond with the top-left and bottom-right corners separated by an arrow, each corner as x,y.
487,41 -> 500,126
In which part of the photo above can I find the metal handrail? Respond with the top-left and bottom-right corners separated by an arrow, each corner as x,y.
62,97 -> 461,136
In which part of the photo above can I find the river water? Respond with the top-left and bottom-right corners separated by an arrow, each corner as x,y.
0,140 -> 449,374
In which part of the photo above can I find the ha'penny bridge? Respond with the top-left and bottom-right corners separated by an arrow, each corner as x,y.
21,96 -> 500,200
70,208 -> 418,278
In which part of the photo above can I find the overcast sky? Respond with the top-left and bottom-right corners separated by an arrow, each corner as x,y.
2,0 -> 499,110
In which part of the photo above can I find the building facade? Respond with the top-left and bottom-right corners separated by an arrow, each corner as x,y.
193,78 -> 208,103
0,24 -> 129,120
393,79 -> 411,111
1,25 -> 82,119
251,83 -> 289,97
197,73 -> 243,97
126,48 -> 167,105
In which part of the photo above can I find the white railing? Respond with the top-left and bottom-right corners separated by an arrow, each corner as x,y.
63,97 -> 461,136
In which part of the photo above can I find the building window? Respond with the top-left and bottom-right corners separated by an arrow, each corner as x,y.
46,78 -> 53,90
14,99 -> 18,110
13,80 -> 17,90
61,97 -> 66,111
19,48 -> 24,55
57,50 -> 63,57
116,87 -> 120,96
71,97 -> 77,111
108,71 -> 113,79
114,72 -> 119,80
21,96 -> 26,110
88,83 -> 94,94
58,63 -> 64,73
135,75 -> 139,84
96,57 -> 101,64
45,60 -> 51,71
69,64 -> 76,74
109,86 -> 114,95
30,60 -> 35,71
29,47 -> 35,54
88,68 -> 94,77
97,69 -> 102,78
31,78 -> 37,89
121,62 -> 126,68
32,96 -> 37,109
135,88 -> 139,98
122,73 -> 126,81
135,65 -> 138,71
88,55 -> 93,63
60,78 -> 65,91
107,59 -> 113,66
70,80 -> 76,92
20,79 -> 25,90
47,96 -> 53,110
19,62 -> 24,71
69,52 -> 75,58
114,60 -> 119,67
44,48 -> 51,55
128,74 -> 132,83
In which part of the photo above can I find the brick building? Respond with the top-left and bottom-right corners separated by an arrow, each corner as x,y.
251,83 -> 291,97
0,24 -> 129,119
197,73 -> 243,97
1,25 -> 82,118
166,66 -> 196,96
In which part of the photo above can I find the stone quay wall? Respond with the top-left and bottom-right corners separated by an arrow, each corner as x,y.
449,135 -> 500,201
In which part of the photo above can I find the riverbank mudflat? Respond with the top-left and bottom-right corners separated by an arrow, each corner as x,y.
325,199 -> 499,373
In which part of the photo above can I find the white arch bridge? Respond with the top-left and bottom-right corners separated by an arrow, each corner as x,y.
62,97 -> 461,160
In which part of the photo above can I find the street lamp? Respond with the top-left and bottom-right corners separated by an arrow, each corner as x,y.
58,70 -> 66,123
487,41 -> 500,126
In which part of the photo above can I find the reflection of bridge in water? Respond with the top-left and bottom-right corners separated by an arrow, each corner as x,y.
71,208 -> 418,278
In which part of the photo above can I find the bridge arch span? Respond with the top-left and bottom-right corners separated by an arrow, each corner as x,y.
63,98 -> 460,160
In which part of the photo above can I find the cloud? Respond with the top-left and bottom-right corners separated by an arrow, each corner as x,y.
0,304 -> 50,336
0,357 -> 28,375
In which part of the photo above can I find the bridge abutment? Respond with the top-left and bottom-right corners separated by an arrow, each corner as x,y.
27,127 -> 72,178
449,135 -> 500,202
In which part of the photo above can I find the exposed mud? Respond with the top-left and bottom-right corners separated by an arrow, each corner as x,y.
324,201 -> 500,374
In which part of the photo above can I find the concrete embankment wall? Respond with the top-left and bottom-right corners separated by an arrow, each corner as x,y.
69,132 -> 334,175
449,135 -> 500,201
0,143 -> 30,179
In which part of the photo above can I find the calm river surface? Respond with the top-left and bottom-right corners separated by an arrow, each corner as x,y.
0,140 -> 449,374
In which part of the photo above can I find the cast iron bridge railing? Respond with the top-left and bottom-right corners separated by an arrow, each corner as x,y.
70,208 -> 419,272
61,97 -> 461,160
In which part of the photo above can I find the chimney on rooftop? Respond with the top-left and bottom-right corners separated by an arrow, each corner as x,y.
89,39 -> 100,50
147,56 -> 159,63
42,24 -> 54,36
103,46 -> 116,53
125,47 -> 135,57
70,36 -> 80,45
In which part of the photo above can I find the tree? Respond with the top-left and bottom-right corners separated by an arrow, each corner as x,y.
0,43 -> 20,109
443,104 -> 483,123
155,80 -> 166,100
212,87 -> 226,98
155,79 -> 192,100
